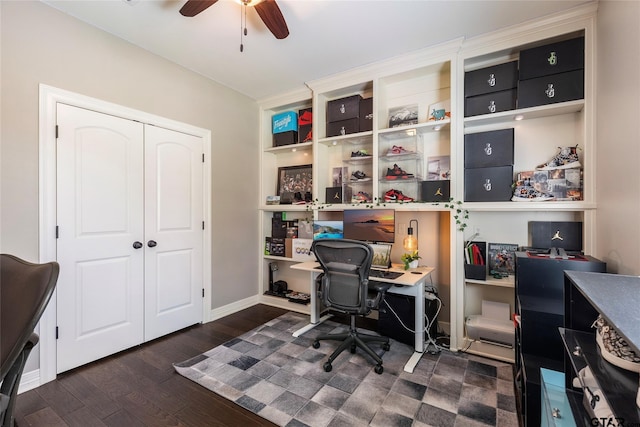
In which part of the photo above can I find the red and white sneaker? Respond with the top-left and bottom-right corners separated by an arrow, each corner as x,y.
384,189 -> 414,202
386,145 -> 414,156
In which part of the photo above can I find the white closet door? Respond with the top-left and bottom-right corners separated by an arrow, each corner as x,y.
143,125 -> 204,341
56,104 -> 145,373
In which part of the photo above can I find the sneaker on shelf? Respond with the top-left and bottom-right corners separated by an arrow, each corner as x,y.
384,189 -> 414,202
536,145 -> 581,170
352,191 -> 372,203
351,150 -> 372,159
386,145 -> 414,156
385,163 -> 414,180
351,170 -> 372,181
511,185 -> 555,201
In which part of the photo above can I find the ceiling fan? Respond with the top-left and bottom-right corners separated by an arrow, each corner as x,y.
179,0 -> 289,40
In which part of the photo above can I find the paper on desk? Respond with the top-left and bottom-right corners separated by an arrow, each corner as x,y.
481,300 -> 510,321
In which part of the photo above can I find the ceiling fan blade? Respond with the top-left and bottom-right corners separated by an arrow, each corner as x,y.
179,0 -> 219,17
254,0 -> 289,39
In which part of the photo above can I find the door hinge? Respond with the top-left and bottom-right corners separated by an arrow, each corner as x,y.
56,226 -> 59,239
56,326 -> 59,339
202,221 -> 205,230
55,125 -> 59,139
202,288 -> 205,298
202,153 -> 205,163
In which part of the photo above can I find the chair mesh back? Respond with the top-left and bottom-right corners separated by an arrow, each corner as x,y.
0,255 -> 59,378
311,239 -> 372,314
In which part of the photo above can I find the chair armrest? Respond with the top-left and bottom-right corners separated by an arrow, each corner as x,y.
368,280 -> 392,294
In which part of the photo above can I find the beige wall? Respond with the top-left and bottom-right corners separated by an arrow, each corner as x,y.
0,0 -> 261,316
595,0 -> 640,275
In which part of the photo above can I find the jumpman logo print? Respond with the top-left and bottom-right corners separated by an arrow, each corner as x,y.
552,230 -> 564,241
435,187 -> 443,196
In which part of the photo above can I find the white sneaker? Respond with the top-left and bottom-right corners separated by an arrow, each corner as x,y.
536,145 -> 581,170
511,185 -> 555,201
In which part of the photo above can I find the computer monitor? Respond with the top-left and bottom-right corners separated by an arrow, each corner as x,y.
313,221 -> 344,240
343,209 -> 395,243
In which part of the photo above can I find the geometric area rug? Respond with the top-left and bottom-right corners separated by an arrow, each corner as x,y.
174,312 -> 520,427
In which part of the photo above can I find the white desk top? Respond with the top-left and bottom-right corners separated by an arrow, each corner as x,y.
291,261 -> 434,287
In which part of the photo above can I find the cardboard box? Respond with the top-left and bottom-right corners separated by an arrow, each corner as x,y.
327,94 -> 362,122
517,70 -> 584,109
272,218 -> 287,238
464,89 -> 517,117
285,238 -> 293,258
464,166 -> 514,202
519,37 -> 584,80
272,111 -> 298,134
465,61 -> 518,97
270,237 -> 285,257
292,238 -> 315,261
298,107 -> 312,143
464,129 -> 514,168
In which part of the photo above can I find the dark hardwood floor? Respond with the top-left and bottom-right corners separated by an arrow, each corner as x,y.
15,304 -> 290,427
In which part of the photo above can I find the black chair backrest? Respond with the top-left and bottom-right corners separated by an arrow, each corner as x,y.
311,239 -> 373,315
0,254 -> 59,378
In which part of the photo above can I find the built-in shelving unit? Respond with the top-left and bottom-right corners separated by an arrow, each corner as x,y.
257,4 -> 599,360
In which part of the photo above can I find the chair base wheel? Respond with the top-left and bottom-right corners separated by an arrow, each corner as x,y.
312,340 -> 320,349
374,364 -> 384,374
382,342 -> 391,351
323,362 -> 332,372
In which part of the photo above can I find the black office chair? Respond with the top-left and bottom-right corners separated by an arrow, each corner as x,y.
311,239 -> 392,374
1,254 -> 59,427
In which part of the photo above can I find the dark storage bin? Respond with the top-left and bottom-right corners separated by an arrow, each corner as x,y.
420,180 -> 450,202
326,118 -> 359,137
465,61 -> 519,97
464,129 -> 514,169
464,88 -> 517,117
273,130 -> 298,147
378,293 -> 439,346
465,264 -> 487,280
517,69 -> 584,109
327,94 -> 362,122
519,37 -> 584,80
464,165 -> 514,202
359,97 -> 373,132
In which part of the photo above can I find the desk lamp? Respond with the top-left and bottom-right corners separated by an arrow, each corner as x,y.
403,219 -> 419,252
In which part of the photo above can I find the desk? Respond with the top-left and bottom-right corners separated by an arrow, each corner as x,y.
290,261 -> 435,373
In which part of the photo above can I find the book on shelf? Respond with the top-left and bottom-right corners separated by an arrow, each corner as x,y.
488,243 -> 519,275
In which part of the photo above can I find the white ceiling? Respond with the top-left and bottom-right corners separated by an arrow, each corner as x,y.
42,0 -> 590,101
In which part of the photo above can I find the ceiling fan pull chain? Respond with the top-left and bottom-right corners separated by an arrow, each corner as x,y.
240,2 -> 248,52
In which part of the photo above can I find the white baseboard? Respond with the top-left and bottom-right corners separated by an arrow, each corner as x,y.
17,369 -> 41,394
207,294 -> 261,322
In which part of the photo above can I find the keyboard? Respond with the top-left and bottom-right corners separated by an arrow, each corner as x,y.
369,269 -> 403,280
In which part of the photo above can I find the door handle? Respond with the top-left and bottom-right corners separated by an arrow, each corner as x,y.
133,241 -> 143,249
147,240 -> 157,248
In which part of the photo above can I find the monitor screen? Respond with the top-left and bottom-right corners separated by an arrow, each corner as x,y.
343,209 -> 395,243
313,221 -> 344,240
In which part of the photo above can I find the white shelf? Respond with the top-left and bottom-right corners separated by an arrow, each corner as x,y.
318,131 -> 373,147
379,119 -> 451,137
462,338 -> 515,363
263,141 -> 313,154
465,275 -> 515,288
462,201 -> 596,212
463,100 -> 584,129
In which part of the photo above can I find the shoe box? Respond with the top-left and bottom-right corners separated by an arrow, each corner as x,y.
272,111 -> 298,147
420,180 -> 450,202
325,186 -> 352,204
464,129 -> 514,169
464,165 -> 514,202
464,61 -> 518,117
326,95 -> 373,137
529,221 -> 583,251
517,37 -> 584,108
464,129 -> 514,202
298,108 -> 312,143
359,97 -> 373,132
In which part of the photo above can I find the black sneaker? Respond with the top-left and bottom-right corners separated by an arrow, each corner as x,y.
351,171 -> 371,181
351,150 -> 372,159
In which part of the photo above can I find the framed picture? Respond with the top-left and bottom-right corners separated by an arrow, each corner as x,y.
388,104 -> 418,128
370,243 -> 392,269
277,164 -> 312,203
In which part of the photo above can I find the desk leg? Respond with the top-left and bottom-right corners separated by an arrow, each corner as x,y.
292,271 -> 332,337
404,278 -> 427,373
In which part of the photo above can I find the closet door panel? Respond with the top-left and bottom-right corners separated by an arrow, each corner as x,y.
144,125 -> 204,341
